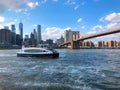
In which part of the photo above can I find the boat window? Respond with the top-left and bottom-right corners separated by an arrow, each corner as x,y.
24,49 -> 47,53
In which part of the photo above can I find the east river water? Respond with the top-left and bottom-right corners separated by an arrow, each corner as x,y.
0,49 -> 120,90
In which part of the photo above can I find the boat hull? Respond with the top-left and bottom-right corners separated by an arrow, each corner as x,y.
17,53 -> 59,58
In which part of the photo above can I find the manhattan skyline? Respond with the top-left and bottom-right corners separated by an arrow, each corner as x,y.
0,0 -> 120,41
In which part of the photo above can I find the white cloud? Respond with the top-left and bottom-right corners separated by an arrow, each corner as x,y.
13,19 -> 18,22
0,0 -> 39,14
0,19 -> 18,30
74,5 -> 79,10
15,9 -> 23,13
15,8 -> 30,17
74,2 -> 85,10
15,8 -> 28,13
93,12 -> 120,31
33,24 -> 37,27
27,2 -> 39,9
65,0 -> 76,5
84,12 -> 120,42
0,16 -> 5,22
65,0 -> 85,10
23,11 -> 30,16
89,22 -> 120,42
77,18 -> 82,23
84,13 -> 120,41
92,23 -> 120,32
0,25 -> 4,29
5,21 -> 17,28
105,23 -> 118,29
94,33 -> 120,42
0,0 -> 29,13
86,29 -> 120,42
87,31 -> 97,34
64,27 -> 72,30
92,25 -> 103,31
91,23 -> 120,34
42,27 -> 64,41
81,25 -> 85,29
100,12 -> 120,23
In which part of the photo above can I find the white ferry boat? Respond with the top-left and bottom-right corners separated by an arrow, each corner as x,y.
17,47 -> 59,58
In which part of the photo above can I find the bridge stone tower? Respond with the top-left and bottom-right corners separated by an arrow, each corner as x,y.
64,29 -> 80,49
70,31 -> 80,49
72,31 -> 80,40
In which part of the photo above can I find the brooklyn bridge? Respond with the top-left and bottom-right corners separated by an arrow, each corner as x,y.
60,28 -> 120,49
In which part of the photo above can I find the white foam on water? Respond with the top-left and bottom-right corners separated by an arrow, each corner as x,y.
15,81 -> 101,90
31,65 -> 39,70
15,82 -> 62,87
14,64 -> 107,90
0,67 -> 8,72
101,73 -> 106,78
43,64 -> 103,77
0,54 -> 16,57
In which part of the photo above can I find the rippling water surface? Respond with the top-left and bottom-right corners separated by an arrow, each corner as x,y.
0,49 -> 120,90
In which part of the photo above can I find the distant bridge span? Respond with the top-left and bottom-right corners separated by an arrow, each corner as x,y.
60,28 -> 120,48
76,28 -> 120,41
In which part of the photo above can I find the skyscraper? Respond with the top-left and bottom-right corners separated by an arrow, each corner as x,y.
33,29 -> 37,40
64,29 -> 72,43
37,25 -> 41,44
11,24 -> 16,32
25,34 -> 29,39
4,26 -> 9,30
11,24 -> 16,45
0,29 -> 11,45
19,22 -> 23,40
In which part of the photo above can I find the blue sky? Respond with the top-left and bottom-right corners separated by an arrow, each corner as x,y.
0,0 -> 120,41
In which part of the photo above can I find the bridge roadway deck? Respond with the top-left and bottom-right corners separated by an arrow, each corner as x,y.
60,28 -> 120,46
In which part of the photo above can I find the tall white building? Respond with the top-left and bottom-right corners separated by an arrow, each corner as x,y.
37,25 -> 41,44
